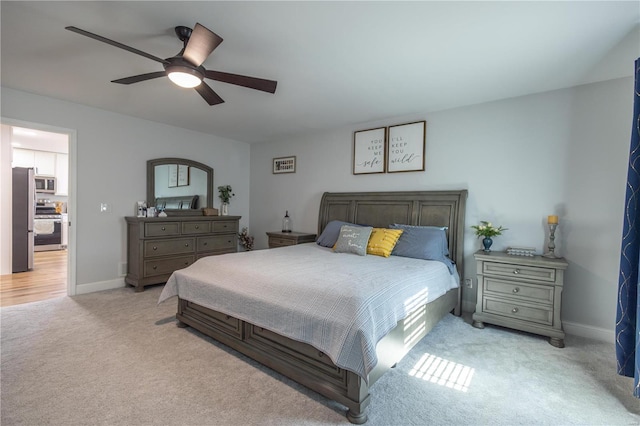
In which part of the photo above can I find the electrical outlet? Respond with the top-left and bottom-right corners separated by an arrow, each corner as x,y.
464,278 -> 473,289
119,262 -> 127,277
100,203 -> 110,213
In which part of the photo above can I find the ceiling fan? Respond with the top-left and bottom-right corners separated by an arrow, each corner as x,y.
65,23 -> 277,105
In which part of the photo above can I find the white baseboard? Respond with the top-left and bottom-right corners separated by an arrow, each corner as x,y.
563,321 -> 614,344
75,278 -> 125,295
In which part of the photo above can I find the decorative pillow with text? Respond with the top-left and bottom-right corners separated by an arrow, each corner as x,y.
333,225 -> 373,256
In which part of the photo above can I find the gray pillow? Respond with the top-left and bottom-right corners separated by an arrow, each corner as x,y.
317,220 -> 360,247
333,225 -> 373,256
390,224 -> 455,273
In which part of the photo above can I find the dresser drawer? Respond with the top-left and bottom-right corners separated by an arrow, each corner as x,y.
145,222 -> 180,237
197,235 -> 236,251
144,255 -> 194,277
483,261 -> 555,283
212,221 -> 237,233
483,297 -> 553,326
182,222 -> 211,235
183,301 -> 242,339
144,238 -> 195,257
484,277 -> 554,305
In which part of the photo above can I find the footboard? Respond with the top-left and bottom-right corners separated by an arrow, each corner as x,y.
175,287 -> 457,423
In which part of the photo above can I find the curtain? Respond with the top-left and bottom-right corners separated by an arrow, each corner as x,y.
616,58 -> 640,398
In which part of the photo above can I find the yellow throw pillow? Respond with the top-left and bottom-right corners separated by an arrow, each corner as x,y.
367,228 -> 404,257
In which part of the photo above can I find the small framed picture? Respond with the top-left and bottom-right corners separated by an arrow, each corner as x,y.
168,164 -> 178,187
353,126 -> 386,175
387,120 -> 426,173
177,164 -> 190,186
273,156 -> 296,174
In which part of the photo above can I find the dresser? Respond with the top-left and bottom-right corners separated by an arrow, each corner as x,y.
125,216 -> 240,292
266,231 -> 317,248
472,251 -> 568,347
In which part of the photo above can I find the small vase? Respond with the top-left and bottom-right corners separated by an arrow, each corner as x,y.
482,237 -> 493,252
221,203 -> 229,216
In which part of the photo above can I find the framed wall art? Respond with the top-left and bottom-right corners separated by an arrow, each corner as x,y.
353,126 -> 386,175
177,164 -> 190,186
168,164 -> 178,187
273,156 -> 296,174
387,120 -> 426,173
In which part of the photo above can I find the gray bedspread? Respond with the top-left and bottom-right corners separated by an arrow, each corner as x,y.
158,243 -> 458,380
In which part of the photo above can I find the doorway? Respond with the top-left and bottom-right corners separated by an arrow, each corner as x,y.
0,121 -> 76,306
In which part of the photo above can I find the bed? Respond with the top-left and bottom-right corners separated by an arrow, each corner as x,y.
159,190 -> 467,423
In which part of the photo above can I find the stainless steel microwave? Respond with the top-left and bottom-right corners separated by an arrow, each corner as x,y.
35,176 -> 56,193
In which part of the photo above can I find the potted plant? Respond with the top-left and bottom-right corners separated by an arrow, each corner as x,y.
471,221 -> 507,252
218,185 -> 234,216
238,227 -> 254,251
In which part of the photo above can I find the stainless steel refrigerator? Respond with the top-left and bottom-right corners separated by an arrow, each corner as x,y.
12,167 -> 35,272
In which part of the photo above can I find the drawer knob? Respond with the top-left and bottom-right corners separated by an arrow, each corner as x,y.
318,352 -> 324,358
513,268 -> 521,275
184,261 -> 189,265
185,243 -> 189,247
153,266 -> 157,270
203,242 -> 208,246
225,315 -> 231,320
512,307 -> 519,313
195,225 -> 199,229
161,227 -> 166,231
153,246 -> 158,251
512,287 -> 520,293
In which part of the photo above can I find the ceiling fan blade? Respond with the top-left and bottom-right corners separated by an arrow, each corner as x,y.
195,82 -> 225,105
204,70 -> 277,94
111,71 -> 167,85
183,23 -> 223,67
65,26 -> 169,65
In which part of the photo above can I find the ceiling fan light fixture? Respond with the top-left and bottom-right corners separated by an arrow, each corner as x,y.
166,66 -> 203,88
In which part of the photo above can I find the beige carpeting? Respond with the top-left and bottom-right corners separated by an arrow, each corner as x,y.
1,285 -> 638,425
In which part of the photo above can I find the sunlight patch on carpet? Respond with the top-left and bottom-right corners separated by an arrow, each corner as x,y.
409,353 -> 474,392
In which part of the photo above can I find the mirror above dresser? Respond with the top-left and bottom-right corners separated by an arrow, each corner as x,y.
147,158 -> 214,216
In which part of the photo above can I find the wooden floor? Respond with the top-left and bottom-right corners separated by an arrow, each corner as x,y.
0,250 -> 68,307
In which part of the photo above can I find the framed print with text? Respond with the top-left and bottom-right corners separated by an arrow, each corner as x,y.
353,126 -> 386,174
177,164 -> 190,186
387,121 -> 426,173
273,156 -> 296,174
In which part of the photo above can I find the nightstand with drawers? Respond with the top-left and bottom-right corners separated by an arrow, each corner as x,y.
472,250 -> 569,348
266,231 -> 317,248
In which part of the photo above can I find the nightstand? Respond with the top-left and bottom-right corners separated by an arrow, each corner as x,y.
472,250 -> 568,348
266,231 -> 317,248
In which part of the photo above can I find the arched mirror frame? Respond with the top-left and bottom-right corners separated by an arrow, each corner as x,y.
147,157 -> 214,216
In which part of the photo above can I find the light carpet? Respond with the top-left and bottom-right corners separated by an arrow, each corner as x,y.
1,286 -> 638,425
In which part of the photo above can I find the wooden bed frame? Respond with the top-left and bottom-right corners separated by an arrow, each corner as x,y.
174,190 -> 467,423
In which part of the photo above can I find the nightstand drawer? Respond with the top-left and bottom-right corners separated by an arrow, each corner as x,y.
144,238 -> 195,257
484,297 -> 553,326
270,237 -> 295,247
483,261 -> 555,283
484,277 -> 554,305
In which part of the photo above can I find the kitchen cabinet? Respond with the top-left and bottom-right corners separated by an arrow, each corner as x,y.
34,151 -> 56,176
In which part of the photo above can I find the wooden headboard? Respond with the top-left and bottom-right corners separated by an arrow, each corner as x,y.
317,190 -> 468,279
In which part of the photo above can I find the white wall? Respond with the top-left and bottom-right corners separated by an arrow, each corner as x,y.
1,87 -> 250,293
250,77 -> 633,340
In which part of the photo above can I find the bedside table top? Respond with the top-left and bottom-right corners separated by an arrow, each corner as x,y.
266,231 -> 316,237
474,250 -> 568,269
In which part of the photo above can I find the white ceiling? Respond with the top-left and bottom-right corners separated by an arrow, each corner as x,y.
1,1 -> 639,144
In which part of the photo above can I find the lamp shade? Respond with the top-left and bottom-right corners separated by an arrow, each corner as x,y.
166,65 -> 203,88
